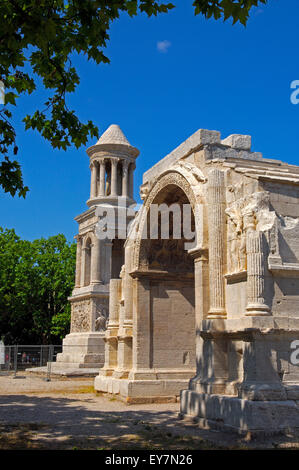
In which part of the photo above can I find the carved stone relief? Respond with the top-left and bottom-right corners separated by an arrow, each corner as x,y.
176,161 -> 207,183
71,299 -> 92,332
225,191 -> 276,274
95,302 -> 109,331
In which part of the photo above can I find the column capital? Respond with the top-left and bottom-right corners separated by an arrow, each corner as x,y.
188,247 -> 209,262
90,159 -> 99,168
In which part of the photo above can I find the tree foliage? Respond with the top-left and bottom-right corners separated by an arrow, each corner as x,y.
0,228 -> 76,344
0,0 -> 268,197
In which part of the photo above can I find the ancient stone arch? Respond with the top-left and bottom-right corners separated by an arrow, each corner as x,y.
132,169 -> 205,273
46,124 -> 299,434
95,127 -> 299,434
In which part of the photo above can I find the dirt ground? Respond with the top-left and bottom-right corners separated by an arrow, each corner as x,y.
0,372 -> 299,450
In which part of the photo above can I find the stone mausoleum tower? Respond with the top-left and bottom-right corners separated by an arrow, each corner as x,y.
54,124 -> 139,373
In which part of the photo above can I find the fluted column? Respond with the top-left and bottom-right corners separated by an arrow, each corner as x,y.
91,237 -> 102,284
75,236 -> 82,288
111,158 -> 118,197
246,230 -> 270,316
207,168 -> 226,318
90,162 -> 97,198
121,160 -> 129,197
99,160 -> 105,197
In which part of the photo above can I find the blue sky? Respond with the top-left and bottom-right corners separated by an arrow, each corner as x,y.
1,0 -> 299,242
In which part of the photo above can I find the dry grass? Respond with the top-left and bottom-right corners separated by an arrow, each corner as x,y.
28,385 -> 96,395
0,422 -> 232,450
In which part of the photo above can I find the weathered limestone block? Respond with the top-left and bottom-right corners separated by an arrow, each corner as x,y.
221,134 -> 251,150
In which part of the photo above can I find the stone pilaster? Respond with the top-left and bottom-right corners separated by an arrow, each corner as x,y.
113,268 -> 133,378
100,279 -> 121,376
246,230 -> 270,316
108,279 -> 121,327
80,246 -> 87,286
207,168 -> 226,318
75,236 -> 82,288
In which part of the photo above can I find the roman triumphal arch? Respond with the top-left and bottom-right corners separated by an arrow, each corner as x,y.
84,126 -> 299,433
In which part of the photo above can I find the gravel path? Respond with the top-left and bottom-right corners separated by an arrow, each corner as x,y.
0,373 -> 298,450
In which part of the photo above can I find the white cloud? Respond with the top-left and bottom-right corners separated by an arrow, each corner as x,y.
157,40 -> 171,53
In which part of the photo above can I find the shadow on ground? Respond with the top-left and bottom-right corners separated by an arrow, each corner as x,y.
1,393 -> 299,450
0,393 -> 244,450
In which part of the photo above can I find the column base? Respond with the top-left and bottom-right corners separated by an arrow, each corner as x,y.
245,303 -> 271,316
207,308 -> 227,319
94,368 -> 195,403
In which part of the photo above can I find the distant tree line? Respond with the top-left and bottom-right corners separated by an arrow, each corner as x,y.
0,227 -> 76,344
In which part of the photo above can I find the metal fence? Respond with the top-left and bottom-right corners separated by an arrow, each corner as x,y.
0,345 -> 62,381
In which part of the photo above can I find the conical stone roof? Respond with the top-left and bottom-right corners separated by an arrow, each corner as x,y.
96,124 -> 131,146
87,124 -> 139,159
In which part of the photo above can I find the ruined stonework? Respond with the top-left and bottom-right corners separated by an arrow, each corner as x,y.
53,125 -> 139,373
93,127 -> 299,434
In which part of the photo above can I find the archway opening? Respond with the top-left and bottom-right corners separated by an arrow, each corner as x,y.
143,184 -> 196,372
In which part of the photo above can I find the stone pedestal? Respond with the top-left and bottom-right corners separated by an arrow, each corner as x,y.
95,371 -> 193,403
53,332 -> 105,371
52,285 -> 109,374
179,318 -> 299,434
